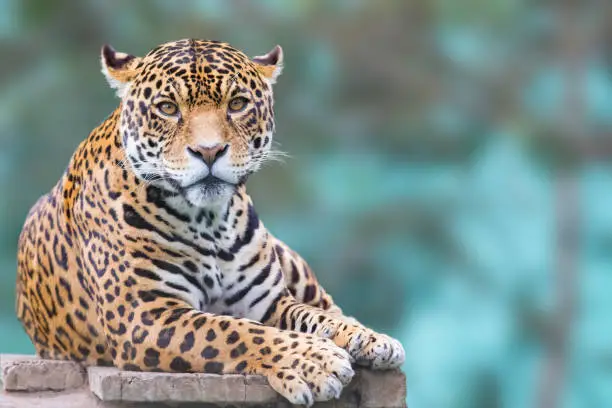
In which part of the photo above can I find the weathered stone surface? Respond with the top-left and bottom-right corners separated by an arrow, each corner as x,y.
88,367 -> 122,402
88,366 -> 406,407
0,354 -> 407,407
244,374 -> 279,402
358,368 -> 407,408
89,366 -> 277,404
0,388 -> 110,408
0,354 -> 85,392
89,367 -> 258,403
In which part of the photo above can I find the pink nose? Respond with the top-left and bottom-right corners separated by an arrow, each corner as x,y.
187,144 -> 229,167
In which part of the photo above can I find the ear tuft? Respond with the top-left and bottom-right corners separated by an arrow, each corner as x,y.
100,44 -> 140,98
253,45 -> 283,84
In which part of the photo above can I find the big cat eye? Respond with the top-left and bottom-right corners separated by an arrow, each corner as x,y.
228,97 -> 249,113
156,101 -> 179,116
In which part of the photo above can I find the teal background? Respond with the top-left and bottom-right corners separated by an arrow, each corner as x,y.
1,1 -> 612,407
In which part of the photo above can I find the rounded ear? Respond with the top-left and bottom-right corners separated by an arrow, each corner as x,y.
252,45 -> 283,84
100,44 -> 142,98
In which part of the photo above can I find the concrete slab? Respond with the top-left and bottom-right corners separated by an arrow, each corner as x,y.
0,354 -> 407,407
0,354 -> 85,392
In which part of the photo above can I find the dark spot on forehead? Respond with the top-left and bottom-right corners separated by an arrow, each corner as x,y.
135,39 -> 266,105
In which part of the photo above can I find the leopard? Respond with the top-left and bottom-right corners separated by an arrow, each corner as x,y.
16,38 -> 405,406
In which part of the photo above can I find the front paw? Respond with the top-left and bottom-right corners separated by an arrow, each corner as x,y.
355,331 -> 405,369
256,334 -> 354,406
327,325 -> 405,369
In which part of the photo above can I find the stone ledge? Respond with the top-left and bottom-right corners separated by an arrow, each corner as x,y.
89,366 -> 279,404
0,354 -> 407,407
0,354 -> 85,392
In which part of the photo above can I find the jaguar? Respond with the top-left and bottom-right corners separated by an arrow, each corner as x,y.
16,39 -> 405,406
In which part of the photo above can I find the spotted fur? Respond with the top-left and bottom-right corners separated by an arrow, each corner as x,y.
16,39 -> 404,406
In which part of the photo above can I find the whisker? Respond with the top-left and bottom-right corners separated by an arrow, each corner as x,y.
110,159 -> 178,196
253,149 -> 291,165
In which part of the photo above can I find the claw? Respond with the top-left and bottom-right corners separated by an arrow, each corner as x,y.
303,390 -> 314,407
328,375 -> 343,400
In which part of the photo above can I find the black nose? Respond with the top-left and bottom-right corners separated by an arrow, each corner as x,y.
187,144 -> 229,167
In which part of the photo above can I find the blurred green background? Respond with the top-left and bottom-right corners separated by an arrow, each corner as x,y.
1,1 -> 612,407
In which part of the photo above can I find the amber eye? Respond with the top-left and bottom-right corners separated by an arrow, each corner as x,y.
156,101 -> 179,116
228,97 -> 249,113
